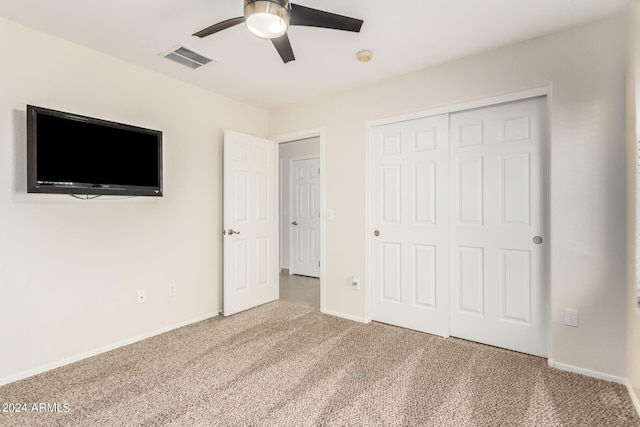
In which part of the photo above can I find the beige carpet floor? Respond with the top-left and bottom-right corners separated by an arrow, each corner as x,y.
1,300 -> 638,426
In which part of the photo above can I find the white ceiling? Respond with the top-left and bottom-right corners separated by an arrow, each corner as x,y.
0,0 -> 627,109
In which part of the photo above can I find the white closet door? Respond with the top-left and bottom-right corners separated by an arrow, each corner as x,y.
290,157 -> 321,278
370,114 -> 450,337
223,130 -> 279,316
449,97 -> 547,357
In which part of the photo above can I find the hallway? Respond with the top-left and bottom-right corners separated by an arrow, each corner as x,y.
279,269 -> 320,310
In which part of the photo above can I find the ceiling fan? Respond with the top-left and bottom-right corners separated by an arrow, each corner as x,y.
193,0 -> 364,63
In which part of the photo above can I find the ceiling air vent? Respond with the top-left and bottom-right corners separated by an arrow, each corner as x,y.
161,44 -> 215,69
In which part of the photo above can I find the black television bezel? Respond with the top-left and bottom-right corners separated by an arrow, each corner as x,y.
27,105 -> 163,197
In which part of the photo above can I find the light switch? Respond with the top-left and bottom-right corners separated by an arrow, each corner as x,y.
326,209 -> 334,220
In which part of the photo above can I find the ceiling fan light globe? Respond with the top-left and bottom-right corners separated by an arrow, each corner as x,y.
244,0 -> 290,39
246,13 -> 287,38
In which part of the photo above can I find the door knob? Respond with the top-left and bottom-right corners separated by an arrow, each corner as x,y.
292,221 -> 298,225
374,230 -> 380,237
227,229 -> 240,235
533,236 -> 543,244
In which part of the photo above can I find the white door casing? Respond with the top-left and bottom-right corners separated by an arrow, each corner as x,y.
370,114 -> 451,337
223,130 -> 279,316
449,97 -> 547,357
290,157 -> 321,277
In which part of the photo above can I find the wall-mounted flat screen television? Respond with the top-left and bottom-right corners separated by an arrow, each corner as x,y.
27,105 -> 163,197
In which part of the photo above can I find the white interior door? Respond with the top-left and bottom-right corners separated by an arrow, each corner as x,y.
449,97 -> 547,357
290,157 -> 320,277
370,114 -> 450,337
223,130 -> 279,316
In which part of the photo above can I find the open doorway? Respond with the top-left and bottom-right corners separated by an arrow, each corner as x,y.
278,136 -> 321,310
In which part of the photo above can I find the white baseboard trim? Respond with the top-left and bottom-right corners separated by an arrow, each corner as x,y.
0,312 -> 218,387
322,309 -> 367,323
627,380 -> 640,417
547,359 -> 626,385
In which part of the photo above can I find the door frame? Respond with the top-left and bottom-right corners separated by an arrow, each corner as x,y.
365,86 -> 551,353
272,128 -> 326,313
288,155 -> 321,277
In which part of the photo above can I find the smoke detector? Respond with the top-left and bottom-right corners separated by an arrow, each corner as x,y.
357,50 -> 373,62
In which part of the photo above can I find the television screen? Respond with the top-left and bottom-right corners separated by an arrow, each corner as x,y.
27,105 -> 163,197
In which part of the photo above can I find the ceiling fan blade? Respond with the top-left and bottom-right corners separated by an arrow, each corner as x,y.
290,4 -> 363,32
271,33 -> 295,63
193,16 -> 245,38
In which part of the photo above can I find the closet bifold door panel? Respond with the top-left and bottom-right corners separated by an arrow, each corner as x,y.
449,97 -> 547,357
370,114 -> 451,337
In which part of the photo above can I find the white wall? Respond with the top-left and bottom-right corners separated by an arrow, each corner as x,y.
270,15 -> 627,378
627,0 -> 640,410
279,137 -> 320,270
0,17 -> 268,382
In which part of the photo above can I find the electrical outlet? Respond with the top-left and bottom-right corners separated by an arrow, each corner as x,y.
169,284 -> 176,297
565,308 -> 578,327
137,290 -> 146,304
351,277 -> 360,291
